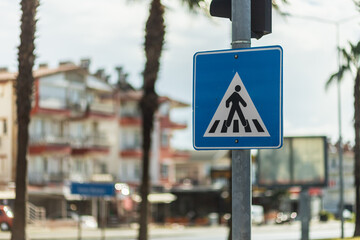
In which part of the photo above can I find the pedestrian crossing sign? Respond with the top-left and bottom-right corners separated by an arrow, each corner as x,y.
193,46 -> 283,150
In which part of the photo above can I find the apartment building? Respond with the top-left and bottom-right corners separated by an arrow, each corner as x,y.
0,69 -> 17,188
117,78 -> 189,187
323,143 -> 355,214
0,61 -> 189,219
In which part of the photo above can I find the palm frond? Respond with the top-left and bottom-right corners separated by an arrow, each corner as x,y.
345,41 -> 360,69
355,41 -> 360,55
272,0 -> 290,16
353,41 -> 360,66
325,64 -> 350,91
341,47 -> 352,66
180,0 -> 205,11
355,0 -> 360,10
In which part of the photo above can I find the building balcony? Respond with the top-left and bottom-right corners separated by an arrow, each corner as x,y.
29,134 -> 110,156
29,135 -> 71,155
70,133 -> 109,148
119,147 -> 142,158
32,100 -> 116,120
159,116 -> 187,130
28,172 -> 68,186
85,102 -> 116,119
30,134 -> 69,145
89,101 -> 115,114
31,106 -> 71,117
119,116 -> 141,126
70,102 -> 116,120
160,148 -> 190,160
70,134 -> 110,156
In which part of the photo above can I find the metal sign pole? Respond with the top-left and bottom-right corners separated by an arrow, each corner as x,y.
300,188 -> 311,240
232,150 -> 251,240
77,199 -> 82,240
101,198 -> 106,240
231,0 -> 251,239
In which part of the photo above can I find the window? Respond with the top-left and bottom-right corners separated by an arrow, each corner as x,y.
161,131 -> 169,147
39,84 -> 67,109
48,157 -> 60,175
0,118 -> 7,135
0,119 -> 7,135
99,163 -> 107,174
67,81 -> 86,111
120,102 -> 140,117
159,102 -> 170,116
122,163 -> 128,179
121,129 -> 141,150
3,119 -> 7,135
0,158 -> 4,175
134,163 -> 141,179
34,118 -> 44,136
161,164 -> 169,178
0,85 -> 4,97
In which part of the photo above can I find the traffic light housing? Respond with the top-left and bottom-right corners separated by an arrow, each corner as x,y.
209,0 -> 272,39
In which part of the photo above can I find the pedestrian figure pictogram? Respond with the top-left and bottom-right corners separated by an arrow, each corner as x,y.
203,72 -> 270,137
226,85 -> 247,127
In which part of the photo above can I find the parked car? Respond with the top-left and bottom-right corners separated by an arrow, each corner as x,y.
275,212 -> 297,224
71,214 -> 98,229
80,215 -> 98,229
0,205 -> 13,231
251,205 -> 265,225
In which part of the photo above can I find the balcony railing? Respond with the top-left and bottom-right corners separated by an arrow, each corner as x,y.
70,133 -> 109,148
29,133 -> 109,148
28,172 -> 68,185
29,135 -> 69,145
89,102 -> 115,114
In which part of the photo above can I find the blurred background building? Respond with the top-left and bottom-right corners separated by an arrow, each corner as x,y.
0,60 -> 355,227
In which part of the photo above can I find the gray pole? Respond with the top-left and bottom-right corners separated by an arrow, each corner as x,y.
231,0 -> 251,239
300,188 -> 311,240
232,151 -> 252,240
336,22 -> 345,239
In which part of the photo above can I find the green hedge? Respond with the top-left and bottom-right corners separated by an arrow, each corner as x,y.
317,238 -> 360,240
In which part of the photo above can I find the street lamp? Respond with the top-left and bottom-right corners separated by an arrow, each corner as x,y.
289,14 -> 359,239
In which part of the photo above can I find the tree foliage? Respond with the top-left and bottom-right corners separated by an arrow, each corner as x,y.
326,41 -> 360,237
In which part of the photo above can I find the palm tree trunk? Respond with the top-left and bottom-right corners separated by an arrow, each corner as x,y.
11,1 -> 38,240
354,70 -> 360,236
138,0 -> 165,239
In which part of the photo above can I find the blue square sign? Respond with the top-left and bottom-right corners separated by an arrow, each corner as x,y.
193,46 -> 283,150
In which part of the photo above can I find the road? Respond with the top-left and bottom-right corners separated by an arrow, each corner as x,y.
0,220 -> 355,240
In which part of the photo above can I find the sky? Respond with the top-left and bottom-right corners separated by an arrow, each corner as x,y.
1,0 -> 360,150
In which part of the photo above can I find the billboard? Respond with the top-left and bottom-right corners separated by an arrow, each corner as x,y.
256,136 -> 328,188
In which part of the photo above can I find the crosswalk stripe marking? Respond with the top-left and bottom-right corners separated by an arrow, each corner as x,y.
244,120 -> 251,132
203,72 -> 270,137
233,120 -> 239,133
209,120 -> 220,133
252,119 -> 264,132
206,118 -> 269,134
221,121 -> 228,133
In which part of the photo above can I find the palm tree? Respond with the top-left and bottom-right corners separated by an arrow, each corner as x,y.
137,1 -> 165,238
138,0 -> 205,238
11,1 -> 38,240
326,41 -> 360,236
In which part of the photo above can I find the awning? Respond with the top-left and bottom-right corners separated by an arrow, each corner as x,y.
132,193 -> 177,204
0,190 -> 15,199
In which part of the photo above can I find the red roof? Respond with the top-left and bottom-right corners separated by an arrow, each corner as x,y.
0,64 -> 85,81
